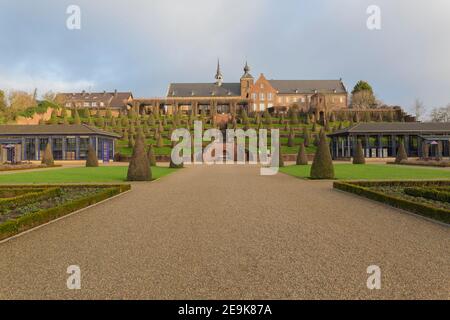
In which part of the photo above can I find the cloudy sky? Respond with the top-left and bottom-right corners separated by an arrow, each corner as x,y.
1,0 -> 449,115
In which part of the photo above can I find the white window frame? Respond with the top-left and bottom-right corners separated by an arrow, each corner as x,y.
260,93 -> 265,101
260,103 -> 265,111
83,102 -> 90,107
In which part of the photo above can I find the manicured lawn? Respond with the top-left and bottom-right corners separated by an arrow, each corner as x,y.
0,166 -> 177,184
280,164 -> 450,180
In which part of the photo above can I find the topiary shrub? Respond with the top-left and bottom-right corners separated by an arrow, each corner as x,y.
287,129 -> 295,147
278,148 -> 284,168
86,145 -> 99,167
310,131 -> 335,179
296,142 -> 308,165
147,144 -> 157,166
127,133 -> 151,181
41,143 -> 54,166
353,140 -> 366,164
395,141 -> 408,164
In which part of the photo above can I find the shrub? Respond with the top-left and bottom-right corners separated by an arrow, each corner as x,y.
310,131 -> 334,179
86,145 -> 99,167
41,143 -> 54,166
353,140 -> 366,164
127,133 -> 151,181
395,141 -> 408,163
404,187 -> 450,203
303,127 -> 310,147
296,142 -> 308,165
278,148 -> 284,168
287,129 -> 295,147
73,109 -> 81,125
147,144 -> 157,166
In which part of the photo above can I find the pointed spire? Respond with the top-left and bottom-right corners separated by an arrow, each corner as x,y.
244,61 -> 250,73
241,61 -> 253,79
215,59 -> 223,86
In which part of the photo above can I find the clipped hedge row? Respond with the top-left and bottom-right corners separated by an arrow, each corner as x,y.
0,188 -> 45,198
404,187 -> 450,203
0,188 -> 61,212
0,184 -> 131,241
334,181 -> 450,224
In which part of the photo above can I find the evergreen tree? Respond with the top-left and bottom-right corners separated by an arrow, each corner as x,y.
41,143 -> 54,166
73,109 -> 81,125
147,144 -> 157,166
86,144 -> 99,167
310,131 -> 335,179
296,142 -> 308,165
395,141 -> 408,163
353,140 -> 366,164
287,128 -> 295,147
127,132 -> 151,181
303,127 -> 310,147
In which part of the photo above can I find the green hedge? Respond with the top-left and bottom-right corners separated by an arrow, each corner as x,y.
0,184 -> 131,241
334,181 -> 450,224
0,188 -> 61,212
0,188 -> 45,198
404,187 -> 450,203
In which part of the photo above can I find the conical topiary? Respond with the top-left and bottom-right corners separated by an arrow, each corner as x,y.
86,144 -> 99,167
310,131 -> 334,179
41,143 -> 54,166
147,144 -> 157,166
127,132 -> 151,181
296,142 -> 308,165
73,109 -> 81,125
287,129 -> 295,147
395,141 -> 408,163
353,140 -> 366,164
278,148 -> 284,168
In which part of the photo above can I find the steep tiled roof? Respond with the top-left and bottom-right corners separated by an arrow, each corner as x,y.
167,83 -> 241,98
268,80 -> 347,94
56,91 -> 132,108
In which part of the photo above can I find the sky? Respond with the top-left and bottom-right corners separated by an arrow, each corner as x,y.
0,0 -> 450,116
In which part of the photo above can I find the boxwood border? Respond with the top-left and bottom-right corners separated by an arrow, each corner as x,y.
0,184 -> 131,241
333,180 -> 450,224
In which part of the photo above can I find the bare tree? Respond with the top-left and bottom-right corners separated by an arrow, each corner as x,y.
42,90 -> 56,102
8,90 -> 37,111
350,90 -> 377,109
413,98 -> 425,121
430,104 -> 450,122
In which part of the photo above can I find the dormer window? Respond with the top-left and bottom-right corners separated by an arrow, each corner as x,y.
191,91 -> 195,96
295,89 -> 299,94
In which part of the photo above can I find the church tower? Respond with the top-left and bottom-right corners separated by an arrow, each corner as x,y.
240,61 -> 254,99
215,59 -> 224,86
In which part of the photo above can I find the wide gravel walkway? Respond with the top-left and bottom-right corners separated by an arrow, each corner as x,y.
0,165 -> 448,299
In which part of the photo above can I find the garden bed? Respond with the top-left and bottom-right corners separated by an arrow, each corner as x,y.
387,160 -> 450,167
333,180 -> 450,224
0,163 -> 61,172
0,184 -> 130,241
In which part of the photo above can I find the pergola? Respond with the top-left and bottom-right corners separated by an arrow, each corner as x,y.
131,97 -> 248,116
328,122 -> 450,159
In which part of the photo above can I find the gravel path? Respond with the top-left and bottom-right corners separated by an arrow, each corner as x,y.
0,165 -> 448,299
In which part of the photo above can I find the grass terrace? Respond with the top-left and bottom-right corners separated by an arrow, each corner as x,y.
280,164 -> 450,180
0,166 -> 177,184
